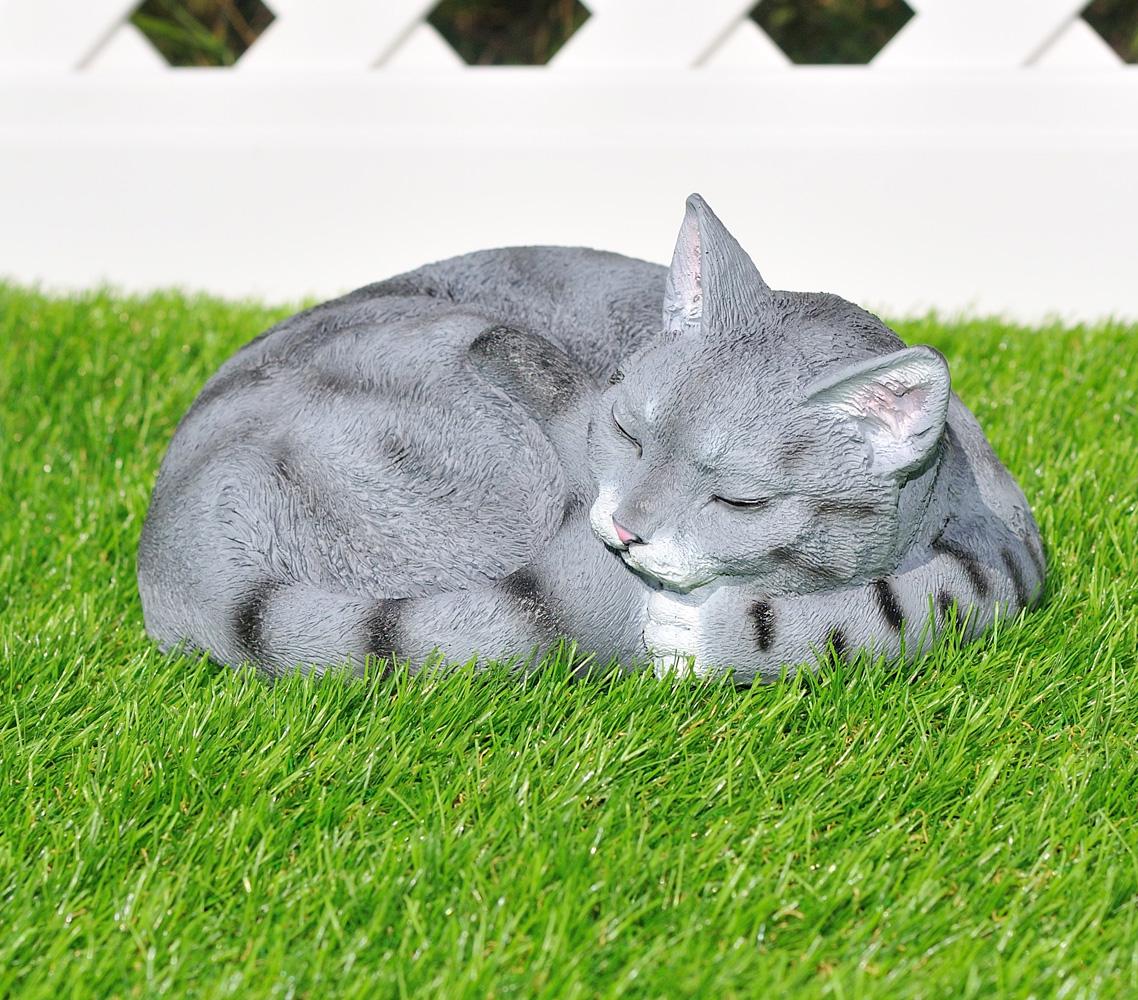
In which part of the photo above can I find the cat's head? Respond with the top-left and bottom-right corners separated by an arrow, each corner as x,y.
588,194 -> 950,594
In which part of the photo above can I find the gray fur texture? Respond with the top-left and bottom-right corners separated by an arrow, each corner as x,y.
138,194 -> 1045,683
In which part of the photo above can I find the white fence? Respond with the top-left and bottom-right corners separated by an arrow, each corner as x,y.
1,0 -> 1136,321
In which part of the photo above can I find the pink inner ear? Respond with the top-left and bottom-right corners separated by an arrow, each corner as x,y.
681,228 -> 701,297
859,382 -> 931,436
847,379 -> 946,476
807,348 -> 950,477
665,213 -> 703,330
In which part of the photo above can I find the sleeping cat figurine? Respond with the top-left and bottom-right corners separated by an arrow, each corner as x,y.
138,194 -> 1045,683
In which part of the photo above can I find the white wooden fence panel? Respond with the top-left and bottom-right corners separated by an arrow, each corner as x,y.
702,19 -> 790,69
0,0 -> 136,68
86,21 -> 167,72
873,0 -> 1096,68
0,1 -> 1136,322
383,22 -> 466,71
1031,18 -> 1122,68
236,0 -> 436,70
550,0 -> 756,68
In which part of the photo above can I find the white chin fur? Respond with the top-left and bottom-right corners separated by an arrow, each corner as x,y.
588,487 -> 622,548
645,590 -> 703,678
622,539 -> 710,592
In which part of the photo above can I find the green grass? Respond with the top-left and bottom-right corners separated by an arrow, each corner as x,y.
1,282 -> 1136,999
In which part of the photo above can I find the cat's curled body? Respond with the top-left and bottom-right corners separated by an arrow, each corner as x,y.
138,196 -> 1044,682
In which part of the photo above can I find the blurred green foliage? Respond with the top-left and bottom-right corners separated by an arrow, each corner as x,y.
131,0 -> 274,66
1083,0 -> 1138,62
129,0 -> 1138,66
428,0 -> 590,65
751,0 -> 913,64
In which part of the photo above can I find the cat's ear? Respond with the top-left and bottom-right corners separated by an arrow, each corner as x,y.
806,347 -> 951,479
663,194 -> 770,336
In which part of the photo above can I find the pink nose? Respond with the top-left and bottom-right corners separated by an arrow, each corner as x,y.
612,518 -> 641,546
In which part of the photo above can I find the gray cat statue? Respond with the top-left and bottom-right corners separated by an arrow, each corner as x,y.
138,194 -> 1044,683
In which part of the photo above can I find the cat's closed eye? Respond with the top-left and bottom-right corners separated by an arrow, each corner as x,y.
612,408 -> 642,456
712,495 -> 772,510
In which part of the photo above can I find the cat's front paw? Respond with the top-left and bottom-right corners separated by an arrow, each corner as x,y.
644,590 -> 705,678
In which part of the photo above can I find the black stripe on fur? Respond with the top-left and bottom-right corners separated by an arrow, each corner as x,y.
750,601 -> 775,652
931,532 -> 991,599
1001,548 -> 1030,609
499,568 -> 563,639
468,326 -> 583,418
873,578 -> 905,632
825,627 -> 848,663
364,599 -> 406,673
232,580 -> 282,661
814,499 -> 886,518
936,589 -> 955,625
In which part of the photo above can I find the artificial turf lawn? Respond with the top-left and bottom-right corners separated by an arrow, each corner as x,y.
1,282 -> 1136,999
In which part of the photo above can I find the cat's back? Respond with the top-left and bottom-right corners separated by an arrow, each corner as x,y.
157,244 -> 667,524
140,243 -> 669,646
141,291 -> 575,609
346,245 -> 668,376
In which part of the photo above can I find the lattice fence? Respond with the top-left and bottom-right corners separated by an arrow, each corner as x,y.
1,1 -> 1136,319
2,0 -> 1135,69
